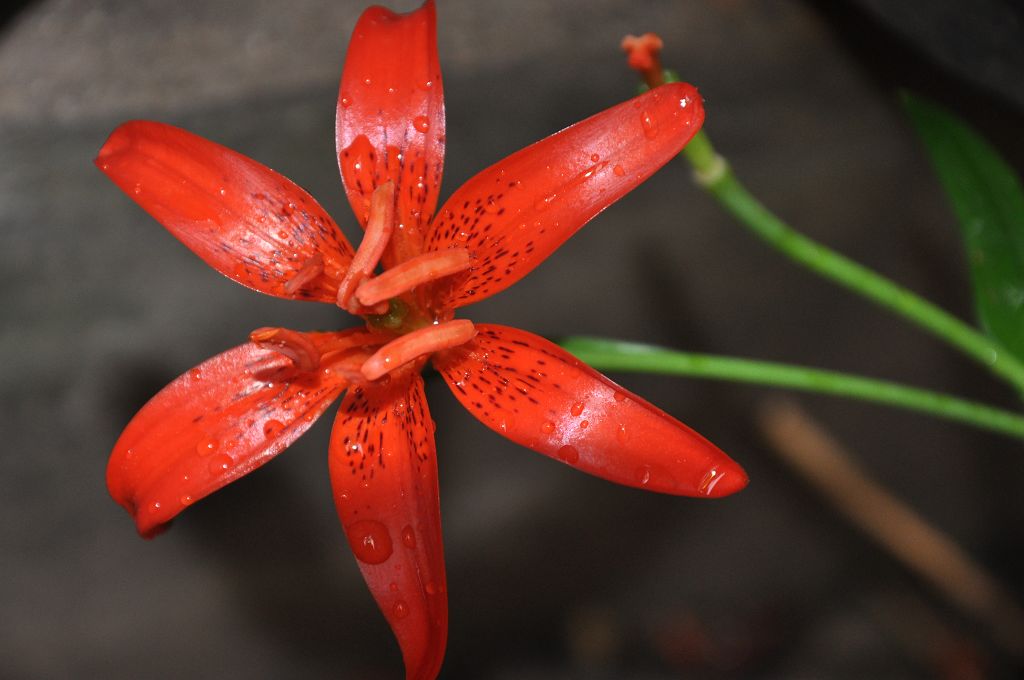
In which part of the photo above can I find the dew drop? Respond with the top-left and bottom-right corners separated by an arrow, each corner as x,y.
362,76 -> 373,87
401,524 -> 417,549
277,229 -> 289,239
557,445 -> 580,464
147,500 -> 162,514
393,400 -> 407,417
616,423 -> 627,444
590,153 -> 600,162
392,600 -> 409,619
196,438 -> 218,457
340,94 -> 353,108
640,111 -> 658,139
180,494 -> 194,506
534,193 -> 555,211
698,468 -> 722,496
348,520 -> 393,564
132,183 -> 142,195
189,368 -> 203,380
579,419 -> 589,429
540,420 -> 555,435
613,391 -> 626,402
413,115 -> 430,133
570,401 -> 585,417
636,465 -> 652,486
613,164 -> 626,177
263,419 -> 285,438
218,187 -> 226,197
425,581 -> 438,595
208,453 -> 233,475
418,78 -> 434,90
389,582 -> 399,593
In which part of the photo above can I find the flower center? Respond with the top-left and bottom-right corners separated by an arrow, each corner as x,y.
256,181 -> 478,384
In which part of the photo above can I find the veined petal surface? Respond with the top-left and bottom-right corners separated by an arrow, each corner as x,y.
329,368 -> 447,680
426,83 -> 703,308
97,121 -> 355,302
435,324 -> 746,498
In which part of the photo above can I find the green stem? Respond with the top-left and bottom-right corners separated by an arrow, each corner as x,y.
680,129 -> 1024,395
561,336 -> 1024,440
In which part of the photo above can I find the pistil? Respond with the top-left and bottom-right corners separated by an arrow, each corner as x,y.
355,248 -> 472,307
361,319 -> 476,381
250,327 -> 322,372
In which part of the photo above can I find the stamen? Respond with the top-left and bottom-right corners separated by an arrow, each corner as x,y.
621,33 -> 665,89
250,327 -> 321,372
361,319 -> 476,381
355,248 -> 473,307
337,182 -> 395,311
283,252 -> 324,295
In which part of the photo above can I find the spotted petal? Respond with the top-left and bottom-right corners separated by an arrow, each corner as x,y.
337,0 -> 444,267
425,82 -> 703,308
108,331 -> 366,537
329,368 -> 447,680
96,120 -> 355,302
434,324 -> 747,497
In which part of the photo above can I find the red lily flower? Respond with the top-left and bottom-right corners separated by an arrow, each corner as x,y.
97,2 -> 747,678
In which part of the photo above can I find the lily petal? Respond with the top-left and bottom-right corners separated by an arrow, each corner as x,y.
426,83 -> 704,308
108,331 -> 364,537
434,324 -> 747,498
337,0 -> 444,267
329,368 -> 447,680
96,121 -> 354,302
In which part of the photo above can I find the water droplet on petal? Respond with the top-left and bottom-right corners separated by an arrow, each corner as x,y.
196,438 -> 218,456
401,525 -> 417,549
613,164 -> 626,177
340,94 -> 352,108
616,423 -> 627,444
263,419 -> 285,438
557,445 -> 580,464
640,111 -> 658,139
590,153 -> 600,162
348,520 -> 393,564
425,581 -> 438,595
413,115 -> 430,133
541,421 -> 555,435
208,453 -> 233,475
570,401 -> 585,417
636,465 -> 652,486
180,494 -> 194,506
698,467 -> 722,496
579,419 -> 589,429
189,368 -> 203,380
393,600 -> 409,619
147,500 -> 162,514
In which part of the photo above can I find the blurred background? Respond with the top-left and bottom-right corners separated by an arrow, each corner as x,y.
2,0 -> 1023,677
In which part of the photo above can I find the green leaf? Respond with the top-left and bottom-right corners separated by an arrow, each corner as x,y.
901,91 -> 1024,363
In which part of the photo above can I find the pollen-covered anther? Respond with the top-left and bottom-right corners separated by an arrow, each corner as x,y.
249,327 -> 321,372
355,248 -> 473,307
337,181 -> 396,311
283,252 -> 324,295
361,319 -> 476,381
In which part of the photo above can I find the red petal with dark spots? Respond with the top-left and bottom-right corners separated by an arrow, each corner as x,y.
328,368 -> 447,680
434,324 -> 747,498
108,331 -> 366,537
96,121 -> 354,302
425,83 -> 704,308
337,0 -> 444,267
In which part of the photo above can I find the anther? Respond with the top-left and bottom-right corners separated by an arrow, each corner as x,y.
249,327 -> 321,372
337,181 -> 396,311
283,252 -> 324,295
355,248 -> 473,307
621,33 -> 665,89
361,319 -> 476,381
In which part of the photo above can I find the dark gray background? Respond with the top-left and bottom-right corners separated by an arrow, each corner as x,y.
2,0 -> 1023,677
